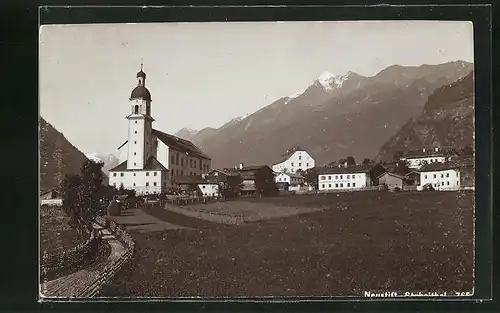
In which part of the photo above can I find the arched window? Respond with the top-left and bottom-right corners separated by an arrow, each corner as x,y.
134,105 -> 139,114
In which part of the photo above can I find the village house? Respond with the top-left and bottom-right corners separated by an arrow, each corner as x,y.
317,163 -> 386,192
108,66 -> 211,195
376,172 -> 414,191
416,162 -> 461,191
173,175 -> 220,197
275,172 -> 306,186
271,145 -> 315,174
400,147 -> 448,169
227,164 -> 275,196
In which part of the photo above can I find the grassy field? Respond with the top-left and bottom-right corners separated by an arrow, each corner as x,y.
102,191 -> 474,297
40,206 -> 86,256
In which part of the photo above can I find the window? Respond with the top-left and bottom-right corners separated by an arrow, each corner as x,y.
146,182 -> 149,186
441,182 -> 444,186
347,175 -> 350,179
340,175 -> 343,179
194,160 -> 197,168
146,172 -> 149,176
176,153 -> 179,165
134,162 -> 136,166
113,183 -> 116,187
447,181 -> 450,186
134,105 -> 139,114
306,163 -> 309,166
299,163 -> 302,166
335,183 -> 338,188
299,156 -> 302,160
457,181 -> 459,185
171,155 -> 175,164
134,152 -> 136,155
202,185 -> 206,189
181,158 -> 184,166
190,159 -> 193,167
120,173 -> 124,177
353,183 -> 356,187
425,175 -> 427,179
133,173 -> 136,176
133,183 -> 136,186
335,175 -> 338,179
347,183 -> 350,187
320,176 -> 325,180
153,182 -> 157,186
135,130 -> 137,134
154,172 -> 157,176
181,170 -> 184,175
446,173 -> 449,178
135,121 -> 137,124
441,174 -> 444,178
433,174 -> 436,178
134,141 -> 137,144
321,184 -> 325,188
340,183 -> 343,187
328,176 -> 331,180
328,184 -> 331,188
120,183 -> 124,188
113,173 -> 116,177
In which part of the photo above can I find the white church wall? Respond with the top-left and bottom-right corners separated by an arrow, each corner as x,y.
127,118 -> 146,170
109,170 -> 166,195
118,142 -> 128,163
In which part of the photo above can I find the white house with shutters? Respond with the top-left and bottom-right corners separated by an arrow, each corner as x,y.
400,147 -> 448,169
417,162 -> 461,191
271,146 -> 315,174
108,65 -> 211,195
317,164 -> 386,192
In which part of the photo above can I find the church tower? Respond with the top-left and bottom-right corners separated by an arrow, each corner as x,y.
126,64 -> 154,170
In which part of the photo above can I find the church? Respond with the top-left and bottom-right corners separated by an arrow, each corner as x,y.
108,65 -> 212,195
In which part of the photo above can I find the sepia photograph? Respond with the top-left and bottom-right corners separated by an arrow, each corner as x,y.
39,20 -> 475,299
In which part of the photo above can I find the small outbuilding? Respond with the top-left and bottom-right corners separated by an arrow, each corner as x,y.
376,172 -> 412,191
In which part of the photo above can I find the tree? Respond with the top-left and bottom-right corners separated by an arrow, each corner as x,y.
346,156 -> 356,166
362,158 -> 373,165
393,160 -> 411,175
219,174 -> 243,199
254,168 -> 278,197
305,168 -> 319,189
61,160 -> 105,230
393,151 -> 404,161
296,169 -> 306,176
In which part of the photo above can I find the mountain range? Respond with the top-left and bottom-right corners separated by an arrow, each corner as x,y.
174,61 -> 473,168
376,71 -> 474,161
40,117 -> 90,192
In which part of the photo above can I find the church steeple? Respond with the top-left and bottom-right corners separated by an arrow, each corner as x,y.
130,63 -> 151,101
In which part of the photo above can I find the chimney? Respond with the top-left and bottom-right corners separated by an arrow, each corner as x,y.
422,148 -> 426,152
239,163 -> 244,170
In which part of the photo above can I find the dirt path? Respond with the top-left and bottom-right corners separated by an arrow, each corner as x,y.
40,223 -> 126,298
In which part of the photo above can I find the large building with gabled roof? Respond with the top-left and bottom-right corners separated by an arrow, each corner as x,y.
108,65 -> 211,195
271,145 -> 315,174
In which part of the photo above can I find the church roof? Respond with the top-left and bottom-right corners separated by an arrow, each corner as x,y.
153,129 -> 211,160
109,156 -> 167,172
130,85 -> 151,101
136,70 -> 146,78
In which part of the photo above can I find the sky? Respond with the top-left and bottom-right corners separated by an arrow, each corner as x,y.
39,21 -> 474,156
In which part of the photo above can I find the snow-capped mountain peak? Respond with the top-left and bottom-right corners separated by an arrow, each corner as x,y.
317,70 -> 353,91
85,152 -> 102,162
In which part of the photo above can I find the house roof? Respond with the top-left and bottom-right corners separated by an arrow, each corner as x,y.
317,164 -> 380,175
207,169 -> 240,177
153,129 -> 211,160
278,172 -> 305,179
402,149 -> 446,159
109,156 -> 168,172
225,165 -> 273,180
418,162 -> 460,172
376,171 -> 409,181
273,145 -> 311,164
